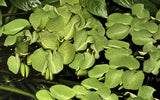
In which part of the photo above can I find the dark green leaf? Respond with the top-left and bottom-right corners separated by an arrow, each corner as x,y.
50,85 -> 76,100
122,70 -> 144,90
82,0 -> 107,18
113,0 -> 134,8
9,0 -> 41,11
0,10 -> 2,26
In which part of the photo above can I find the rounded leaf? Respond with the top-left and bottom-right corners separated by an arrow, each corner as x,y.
138,86 -> 155,99
49,85 -> 76,100
58,41 -> 75,64
36,90 -> 54,100
106,23 -> 130,40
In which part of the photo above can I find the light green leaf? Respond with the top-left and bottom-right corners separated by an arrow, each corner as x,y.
106,23 -> 130,40
58,41 -> 75,64
156,10 -> 160,21
131,4 -> 150,20
96,86 -> 111,99
15,41 -> 29,55
80,52 -> 95,69
0,0 -> 7,6
153,25 -> 160,40
81,78 -> 104,90
47,50 -> 63,74
2,19 -> 30,35
4,35 -> 17,46
105,69 -> 123,88
151,60 -> 160,75
113,0 -> 134,8
110,55 -> 140,70
105,48 -> 132,60
131,30 -> 156,45
122,70 -> 144,90
73,85 -> 89,98
82,92 -> 101,100
60,0 -> 79,5
7,53 -> 20,74
10,0 -> 41,11
39,31 -> 59,50
30,31 -> 39,44
107,40 -> 130,49
142,42 -> 157,53
106,13 -> 133,27
49,85 -> 76,100
36,90 -> 54,100
105,93 -> 119,100
138,86 -> 155,99
31,48 -> 48,72
82,0 -> 107,18
88,64 -> 109,78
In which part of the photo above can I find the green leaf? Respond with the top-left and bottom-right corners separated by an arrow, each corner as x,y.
2,19 -> 30,35
131,4 -> 150,20
82,0 -> 107,18
7,53 -> 20,74
0,0 -> 7,6
104,69 -> 123,88
15,41 -> 29,55
36,90 -> 54,100
106,13 -> 133,27
153,25 -> 160,40
96,86 -> 111,99
131,30 -> 156,45
106,23 -> 130,40
31,48 -> 48,72
142,42 -> 157,53
39,31 -> 59,50
0,10 -> 2,27
107,40 -> 130,49
73,85 -> 89,98
60,0 -> 79,5
138,86 -> 155,99
81,78 -> 104,90
113,0 -> 134,8
88,64 -> 109,78
9,0 -> 41,11
50,85 -> 76,100
82,92 -> 101,100
105,93 -> 119,100
58,41 -> 75,64
47,50 -> 64,74
4,35 -> 17,46
110,55 -> 139,70
156,10 -> 160,21
105,48 -> 132,60
122,70 -> 144,90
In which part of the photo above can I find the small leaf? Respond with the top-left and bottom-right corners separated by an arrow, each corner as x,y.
105,93 -> 119,100
106,13 -> 133,27
153,25 -> 160,40
96,86 -> 111,99
107,40 -> 130,49
106,23 -> 130,40
131,30 -> 156,45
73,85 -> 89,98
39,31 -> 59,50
10,0 -> 41,11
31,48 -> 48,72
156,10 -> 160,21
88,64 -> 109,78
104,69 -> 123,88
50,85 -> 76,100
81,78 -> 104,90
0,0 -> 7,6
109,55 -> 140,70
131,4 -> 150,20
138,86 -> 155,99
122,70 -> 144,90
82,92 -> 101,100
113,0 -> 134,8
7,54 -> 20,74
4,35 -> 17,46
36,90 -> 54,100
58,41 -> 75,64
15,41 -> 29,55
2,19 -> 30,35
82,0 -> 107,18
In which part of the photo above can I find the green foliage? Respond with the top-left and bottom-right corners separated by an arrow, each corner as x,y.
0,0 -> 160,100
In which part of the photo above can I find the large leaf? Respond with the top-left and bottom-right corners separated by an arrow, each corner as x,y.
106,13 -> 133,27
47,50 -> 64,74
113,0 -> 134,8
104,69 -> 123,88
7,54 -> 21,74
31,48 -> 48,72
58,41 -> 75,64
122,70 -> 144,90
106,23 -> 130,40
109,55 -> 140,70
1,19 -> 30,35
137,86 -> 155,99
9,0 -> 41,11
39,31 -> 59,50
50,85 -> 76,100
88,64 -> 109,78
36,90 -> 54,100
82,0 -> 107,18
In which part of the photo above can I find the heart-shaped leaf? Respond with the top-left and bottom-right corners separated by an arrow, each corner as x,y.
106,23 -> 130,40
50,85 -> 76,100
